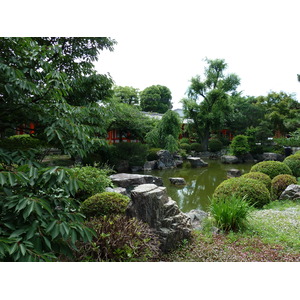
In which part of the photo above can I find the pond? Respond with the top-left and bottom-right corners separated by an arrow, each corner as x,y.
141,159 -> 254,213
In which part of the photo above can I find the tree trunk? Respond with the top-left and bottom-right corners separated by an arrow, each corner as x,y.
201,127 -> 210,151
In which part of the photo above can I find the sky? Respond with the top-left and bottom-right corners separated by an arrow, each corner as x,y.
93,0 -> 300,109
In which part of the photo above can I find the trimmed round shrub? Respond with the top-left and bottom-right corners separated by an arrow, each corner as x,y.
180,143 -> 191,152
70,166 -> 113,201
208,139 -> 223,152
213,177 -> 271,208
179,138 -> 190,145
250,161 -> 292,179
283,154 -> 300,177
271,174 -> 297,200
80,192 -> 130,218
190,142 -> 203,152
242,172 -> 272,192
74,215 -> 161,262
147,148 -> 162,161
230,135 -> 250,156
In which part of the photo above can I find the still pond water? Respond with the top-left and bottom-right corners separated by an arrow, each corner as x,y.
141,160 -> 254,213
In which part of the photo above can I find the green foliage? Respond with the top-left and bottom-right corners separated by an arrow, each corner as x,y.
74,215 -> 161,262
190,142 -> 203,152
113,85 -> 139,106
283,154 -> 300,177
230,135 -> 250,156
208,139 -> 223,152
108,103 -> 154,142
140,85 -> 172,113
114,142 -> 149,167
242,172 -> 272,192
147,148 -> 162,161
271,174 -> 297,200
182,58 -> 240,150
0,37 -> 116,158
145,110 -> 181,152
210,195 -> 253,232
80,192 -> 130,219
250,161 -> 292,179
0,164 -> 94,261
0,135 -> 46,151
180,143 -> 191,152
69,166 -> 113,201
179,138 -> 190,145
213,177 -> 271,208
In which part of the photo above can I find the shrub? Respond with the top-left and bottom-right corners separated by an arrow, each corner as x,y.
147,148 -> 162,161
179,138 -> 190,145
74,215 -> 161,262
210,195 -> 253,232
208,139 -> 223,152
190,142 -> 202,152
0,134 -> 46,151
271,174 -> 297,200
242,172 -> 272,192
230,135 -> 250,156
82,144 -> 116,166
114,142 -> 149,166
0,165 -> 94,262
70,166 -> 113,201
250,161 -> 292,179
283,154 -> 300,177
213,177 -> 271,208
180,143 -> 191,152
80,192 -> 130,218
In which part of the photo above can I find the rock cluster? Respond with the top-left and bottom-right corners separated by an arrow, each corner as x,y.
110,173 -> 192,253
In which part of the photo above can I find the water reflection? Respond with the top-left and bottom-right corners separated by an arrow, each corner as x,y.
142,160 -> 253,212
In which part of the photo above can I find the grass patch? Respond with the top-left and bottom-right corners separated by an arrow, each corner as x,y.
158,199 -> 300,262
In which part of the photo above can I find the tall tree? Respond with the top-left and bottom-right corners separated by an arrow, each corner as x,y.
140,85 -> 172,113
0,37 -> 116,157
112,85 -> 139,106
182,58 -> 240,150
256,91 -> 300,136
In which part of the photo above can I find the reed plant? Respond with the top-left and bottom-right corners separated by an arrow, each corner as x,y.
209,195 -> 254,232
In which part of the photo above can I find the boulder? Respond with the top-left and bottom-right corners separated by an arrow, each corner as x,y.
143,160 -> 157,171
175,160 -> 184,167
157,150 -> 177,169
169,177 -> 186,185
279,184 -> 300,201
110,173 -> 163,193
187,157 -> 208,167
262,152 -> 284,161
221,155 -> 239,164
128,183 -> 192,253
227,169 -> 242,178
105,186 -> 127,195
184,209 -> 208,231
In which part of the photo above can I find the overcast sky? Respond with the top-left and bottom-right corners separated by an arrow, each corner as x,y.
94,0 -> 300,109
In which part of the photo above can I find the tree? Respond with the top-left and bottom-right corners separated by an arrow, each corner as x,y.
256,91 -> 300,137
140,85 -> 172,113
225,95 -> 266,135
0,37 -> 116,157
108,102 -> 155,142
113,85 -> 139,106
182,58 -> 240,150
145,110 -> 181,152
